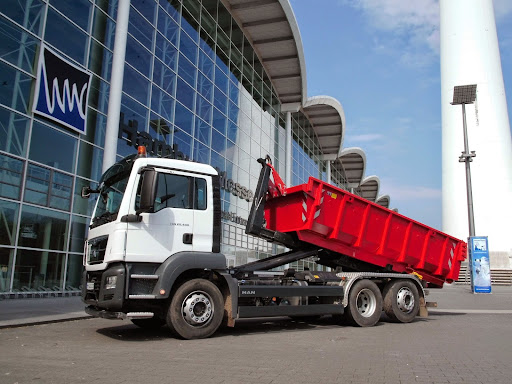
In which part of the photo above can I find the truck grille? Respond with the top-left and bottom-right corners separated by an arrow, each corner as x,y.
87,236 -> 108,264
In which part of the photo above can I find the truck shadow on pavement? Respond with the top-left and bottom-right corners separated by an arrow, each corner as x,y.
94,315 -> 402,341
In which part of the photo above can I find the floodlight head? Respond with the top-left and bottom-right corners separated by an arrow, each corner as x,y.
451,84 -> 477,105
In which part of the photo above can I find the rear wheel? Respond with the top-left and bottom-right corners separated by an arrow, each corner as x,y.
131,317 -> 165,329
383,280 -> 420,323
166,279 -> 224,340
345,279 -> 382,327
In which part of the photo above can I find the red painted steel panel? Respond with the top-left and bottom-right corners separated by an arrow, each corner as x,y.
264,177 -> 467,286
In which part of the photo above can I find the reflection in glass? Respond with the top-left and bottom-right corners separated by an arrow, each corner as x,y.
0,154 -> 23,200
128,3 -> 154,48
0,200 -> 19,246
13,249 -> 65,292
0,247 -> 14,292
0,61 -> 32,114
0,0 -> 45,36
73,177 -> 98,217
29,121 -> 77,173
65,253 -> 83,290
0,17 -> 39,73
0,107 -> 30,156
45,8 -> 88,65
18,205 -> 69,251
123,64 -> 150,106
69,215 -> 89,253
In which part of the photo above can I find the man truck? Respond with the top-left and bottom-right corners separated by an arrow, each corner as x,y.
81,148 -> 466,339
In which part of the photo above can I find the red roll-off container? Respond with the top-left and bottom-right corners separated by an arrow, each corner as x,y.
264,177 -> 467,287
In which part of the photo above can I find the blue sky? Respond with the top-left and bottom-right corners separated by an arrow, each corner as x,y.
289,0 -> 512,230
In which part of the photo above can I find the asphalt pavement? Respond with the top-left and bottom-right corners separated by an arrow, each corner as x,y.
1,283 -> 511,329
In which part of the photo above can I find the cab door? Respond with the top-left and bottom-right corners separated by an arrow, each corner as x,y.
125,169 -> 201,263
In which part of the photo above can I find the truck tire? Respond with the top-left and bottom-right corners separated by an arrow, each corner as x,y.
345,279 -> 382,327
166,279 -> 224,340
131,317 -> 165,329
383,280 -> 420,323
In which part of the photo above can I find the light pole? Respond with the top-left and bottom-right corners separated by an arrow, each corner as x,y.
451,84 -> 477,237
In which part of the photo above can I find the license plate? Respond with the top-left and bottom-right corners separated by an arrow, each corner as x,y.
87,282 -> 95,291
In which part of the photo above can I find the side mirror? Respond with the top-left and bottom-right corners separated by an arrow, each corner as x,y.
138,168 -> 157,214
81,186 -> 99,199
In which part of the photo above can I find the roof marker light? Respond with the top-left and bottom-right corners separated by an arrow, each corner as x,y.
137,145 -> 147,157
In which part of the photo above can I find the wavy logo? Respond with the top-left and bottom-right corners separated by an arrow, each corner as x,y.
32,44 -> 92,134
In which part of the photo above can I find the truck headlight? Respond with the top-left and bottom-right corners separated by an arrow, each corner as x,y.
105,276 -> 117,290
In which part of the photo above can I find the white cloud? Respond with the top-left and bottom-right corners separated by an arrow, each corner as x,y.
348,133 -> 383,142
342,0 -> 440,53
381,182 -> 441,201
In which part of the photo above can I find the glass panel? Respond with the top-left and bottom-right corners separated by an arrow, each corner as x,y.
18,205 -> 69,251
154,173 -> 191,211
193,139 -> 209,164
73,177 -> 98,216
195,95 -> 212,123
214,86 -> 227,114
214,66 -> 228,94
153,57 -> 176,95
0,154 -> 23,200
159,1 -> 180,22
172,130 -> 192,159
128,3 -> 154,48
150,86 -> 174,123
195,116 -> 211,145
212,128 -> 226,154
0,17 -> 39,73
157,10 -> 179,47
92,7 -> 116,51
96,0 -> 118,20
123,64 -> 150,106
65,253 -> 82,290
155,32 -> 178,70
178,54 -> 196,87
174,102 -> 193,136
125,35 -> 152,77
181,7 -> 199,42
82,108 -> 106,147
88,75 -> 110,114
198,49 -> 214,80
149,112 -> 173,143
197,72 -> 213,102
0,61 -> 32,114
0,200 -> 19,246
29,121 -> 77,173
24,164 -> 50,206
49,171 -> 72,211
45,8 -> 88,65
76,141 -> 103,180
0,247 -> 14,292
119,95 -> 148,137
88,40 -> 113,80
69,215 -> 89,253
13,249 -> 65,291
176,77 -> 194,111
0,0 -> 45,36
180,30 -> 197,64
212,107 -> 226,135
50,0 -> 91,31
132,0 -> 156,23
0,106 -> 30,157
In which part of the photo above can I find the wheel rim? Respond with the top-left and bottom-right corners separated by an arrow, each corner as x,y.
396,287 -> 415,313
355,288 -> 377,317
181,290 -> 213,327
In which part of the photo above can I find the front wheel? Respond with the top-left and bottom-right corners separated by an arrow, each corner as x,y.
166,279 -> 224,339
383,280 -> 420,323
345,279 -> 382,327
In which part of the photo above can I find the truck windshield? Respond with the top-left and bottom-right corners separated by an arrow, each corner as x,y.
90,155 -> 136,228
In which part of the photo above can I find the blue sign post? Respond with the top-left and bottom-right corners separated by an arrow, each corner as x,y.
468,236 -> 491,294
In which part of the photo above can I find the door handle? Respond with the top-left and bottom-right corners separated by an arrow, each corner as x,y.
183,233 -> 193,244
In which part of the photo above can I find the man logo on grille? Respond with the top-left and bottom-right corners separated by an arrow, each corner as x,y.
32,44 -> 92,134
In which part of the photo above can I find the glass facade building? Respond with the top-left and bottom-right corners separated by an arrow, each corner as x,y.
0,0 -> 375,298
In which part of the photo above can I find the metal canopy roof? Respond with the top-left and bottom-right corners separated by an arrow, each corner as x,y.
226,0 -> 307,105
225,0 -> 345,156
359,176 -> 380,202
375,195 -> 391,209
335,147 -> 366,185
